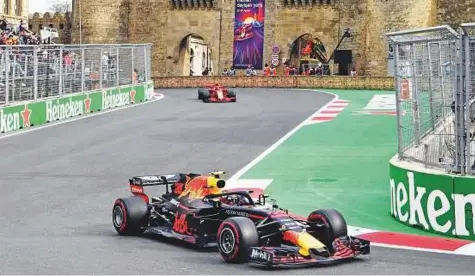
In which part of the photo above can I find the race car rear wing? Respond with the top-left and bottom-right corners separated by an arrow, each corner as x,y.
204,83 -> 224,88
129,175 -> 180,186
129,174 -> 182,198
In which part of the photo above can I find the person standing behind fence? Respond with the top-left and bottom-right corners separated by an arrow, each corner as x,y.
64,52 -> 72,71
133,68 -> 138,83
264,63 -> 270,76
270,65 -> 276,76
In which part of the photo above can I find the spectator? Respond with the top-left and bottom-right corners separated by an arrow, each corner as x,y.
0,17 -> 7,31
264,63 -> 270,76
246,65 -> 256,76
133,68 -> 138,83
269,65 -> 276,76
0,20 -> 38,46
64,51 -> 72,71
228,66 -> 236,76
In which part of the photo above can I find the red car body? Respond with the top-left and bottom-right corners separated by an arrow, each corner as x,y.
198,84 -> 237,103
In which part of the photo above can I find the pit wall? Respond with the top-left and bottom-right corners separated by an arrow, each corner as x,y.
152,76 -> 395,90
0,81 -> 155,134
389,155 -> 475,241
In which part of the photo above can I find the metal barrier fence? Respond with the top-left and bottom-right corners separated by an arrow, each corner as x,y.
0,43 -> 152,106
387,23 -> 475,175
461,23 -> 475,175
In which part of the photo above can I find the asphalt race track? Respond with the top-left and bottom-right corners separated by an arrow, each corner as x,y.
0,88 -> 474,274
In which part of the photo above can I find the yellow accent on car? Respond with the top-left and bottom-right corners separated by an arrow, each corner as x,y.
297,232 -> 326,256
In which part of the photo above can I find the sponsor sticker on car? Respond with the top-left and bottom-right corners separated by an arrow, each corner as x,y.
249,248 -> 272,263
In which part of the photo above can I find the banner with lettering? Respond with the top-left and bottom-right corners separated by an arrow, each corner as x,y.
233,0 -> 265,70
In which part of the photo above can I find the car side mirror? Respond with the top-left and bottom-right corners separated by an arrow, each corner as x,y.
258,193 -> 270,205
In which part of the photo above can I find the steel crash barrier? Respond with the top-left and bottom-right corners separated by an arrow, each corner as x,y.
0,43 -> 155,133
387,23 -> 475,241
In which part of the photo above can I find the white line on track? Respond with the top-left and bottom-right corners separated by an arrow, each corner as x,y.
227,90 -> 338,182
0,93 -> 165,140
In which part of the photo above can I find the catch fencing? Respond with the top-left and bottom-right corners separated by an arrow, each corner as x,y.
387,23 -> 475,175
0,43 -> 152,105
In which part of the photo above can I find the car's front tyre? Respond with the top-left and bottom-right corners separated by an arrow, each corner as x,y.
217,217 -> 259,263
307,208 -> 348,253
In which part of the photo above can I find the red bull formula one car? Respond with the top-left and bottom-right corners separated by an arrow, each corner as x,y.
111,171 -> 370,268
198,84 -> 237,103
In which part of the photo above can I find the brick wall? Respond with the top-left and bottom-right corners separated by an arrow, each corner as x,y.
152,76 -> 395,90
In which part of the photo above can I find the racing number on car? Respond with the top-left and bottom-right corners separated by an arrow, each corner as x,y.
172,213 -> 190,235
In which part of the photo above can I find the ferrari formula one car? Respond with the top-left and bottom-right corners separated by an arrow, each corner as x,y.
198,84 -> 236,103
112,171 -> 370,268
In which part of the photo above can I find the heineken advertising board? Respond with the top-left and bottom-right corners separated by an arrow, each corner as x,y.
0,82 -> 151,134
390,161 -> 475,240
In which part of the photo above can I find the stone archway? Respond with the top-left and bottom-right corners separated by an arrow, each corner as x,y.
288,33 -> 328,74
173,33 -> 212,76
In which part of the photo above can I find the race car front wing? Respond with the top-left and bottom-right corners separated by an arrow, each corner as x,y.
247,236 -> 370,268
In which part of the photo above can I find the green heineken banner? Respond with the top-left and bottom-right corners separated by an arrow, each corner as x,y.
0,82 -> 151,134
389,161 -> 475,240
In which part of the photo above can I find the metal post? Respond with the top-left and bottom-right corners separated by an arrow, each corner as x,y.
45,47 -> 50,98
33,47 -> 38,100
81,47 -> 85,92
148,44 -> 152,80
464,35 -> 472,174
131,47 -> 134,85
410,43 -> 421,146
59,46 -> 63,96
455,35 -> 465,173
99,48 -> 103,89
143,46 -> 148,82
427,42 -> 436,130
116,47 -> 120,87
12,54 -> 16,101
5,48 -> 9,105
438,42 -> 446,119
394,43 -> 404,159
424,144 -> 429,168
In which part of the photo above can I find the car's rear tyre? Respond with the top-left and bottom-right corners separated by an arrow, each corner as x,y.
227,90 -> 237,102
112,196 -> 149,235
227,90 -> 236,97
217,217 -> 259,263
307,208 -> 348,252
201,90 -> 210,102
198,89 -> 206,100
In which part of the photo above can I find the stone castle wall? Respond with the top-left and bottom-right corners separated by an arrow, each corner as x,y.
0,0 -> 28,25
70,0 -> 475,78
28,12 -> 71,44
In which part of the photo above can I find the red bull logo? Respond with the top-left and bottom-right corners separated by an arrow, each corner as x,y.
178,176 -> 210,199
